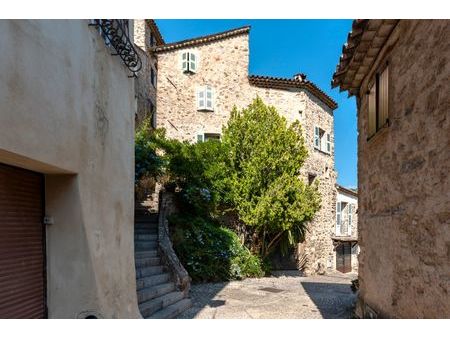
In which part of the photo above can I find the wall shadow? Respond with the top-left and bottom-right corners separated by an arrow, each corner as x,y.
300,280 -> 357,319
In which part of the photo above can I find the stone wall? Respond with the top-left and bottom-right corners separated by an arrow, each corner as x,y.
134,20 -> 158,127
155,31 -> 337,275
356,20 -> 450,318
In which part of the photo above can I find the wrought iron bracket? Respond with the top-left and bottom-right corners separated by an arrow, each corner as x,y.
90,20 -> 142,77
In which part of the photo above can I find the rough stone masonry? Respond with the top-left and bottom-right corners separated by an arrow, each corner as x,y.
151,26 -> 339,275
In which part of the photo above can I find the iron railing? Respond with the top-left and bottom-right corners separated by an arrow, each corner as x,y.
89,19 -> 142,77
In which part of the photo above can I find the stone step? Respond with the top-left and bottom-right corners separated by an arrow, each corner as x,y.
135,222 -> 158,228
136,273 -> 171,290
136,265 -> 165,279
139,291 -> 185,318
135,240 -> 158,251
135,256 -> 161,268
148,298 -> 192,319
135,250 -> 158,259
137,282 -> 175,304
135,234 -> 158,241
134,214 -> 158,222
134,228 -> 157,235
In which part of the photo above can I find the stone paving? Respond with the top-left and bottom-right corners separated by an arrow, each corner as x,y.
178,271 -> 357,319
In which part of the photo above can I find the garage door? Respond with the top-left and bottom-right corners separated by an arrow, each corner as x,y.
0,163 -> 46,318
336,242 -> 352,273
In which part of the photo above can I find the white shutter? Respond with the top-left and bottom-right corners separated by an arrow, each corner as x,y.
189,52 -> 197,73
348,204 -> 353,236
336,202 -> 342,236
314,126 -> 320,149
181,52 -> 188,72
205,86 -> 213,111
197,87 -> 205,110
326,133 -> 331,153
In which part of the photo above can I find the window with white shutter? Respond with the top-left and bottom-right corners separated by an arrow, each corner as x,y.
181,51 -> 198,73
197,86 -> 214,112
314,126 -> 331,154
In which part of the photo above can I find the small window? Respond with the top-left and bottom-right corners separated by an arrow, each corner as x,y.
197,134 -> 204,143
314,126 -> 331,154
308,173 -> 316,185
181,51 -> 198,73
298,110 -> 303,118
149,33 -> 155,47
368,65 -> 389,139
197,86 -> 214,111
149,101 -> 156,128
150,68 -> 156,87
204,133 -> 221,141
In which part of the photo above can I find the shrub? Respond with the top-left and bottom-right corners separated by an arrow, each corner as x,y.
169,214 -> 264,282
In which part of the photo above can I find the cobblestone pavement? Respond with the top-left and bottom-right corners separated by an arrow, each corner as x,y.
178,271 -> 357,319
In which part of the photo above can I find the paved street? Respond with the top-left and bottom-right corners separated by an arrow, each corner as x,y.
178,272 -> 357,319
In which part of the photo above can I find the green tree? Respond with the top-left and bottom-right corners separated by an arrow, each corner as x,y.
219,97 -> 321,258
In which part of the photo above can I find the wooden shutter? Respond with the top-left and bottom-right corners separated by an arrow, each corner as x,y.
197,87 -> 205,110
0,164 -> 46,318
205,86 -> 213,110
368,84 -> 376,138
326,133 -> 331,153
378,66 -> 389,128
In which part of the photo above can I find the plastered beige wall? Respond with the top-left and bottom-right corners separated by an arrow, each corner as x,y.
0,20 -> 140,318
156,32 -> 336,275
356,20 -> 450,318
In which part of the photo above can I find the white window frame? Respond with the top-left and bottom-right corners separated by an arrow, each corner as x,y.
181,50 -> 198,73
197,86 -> 214,112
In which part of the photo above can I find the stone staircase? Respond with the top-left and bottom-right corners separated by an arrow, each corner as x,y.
134,207 -> 191,318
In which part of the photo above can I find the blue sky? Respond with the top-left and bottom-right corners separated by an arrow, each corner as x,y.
155,19 -> 357,188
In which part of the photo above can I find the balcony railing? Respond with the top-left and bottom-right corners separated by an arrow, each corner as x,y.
89,19 -> 142,77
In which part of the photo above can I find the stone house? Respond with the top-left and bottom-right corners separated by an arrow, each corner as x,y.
134,19 -> 165,127
152,26 -> 339,275
333,185 -> 358,273
332,19 -> 450,318
0,20 -> 141,318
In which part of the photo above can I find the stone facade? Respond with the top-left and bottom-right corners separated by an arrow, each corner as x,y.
133,20 -> 162,127
334,20 -> 450,318
154,27 -> 338,275
333,185 -> 358,273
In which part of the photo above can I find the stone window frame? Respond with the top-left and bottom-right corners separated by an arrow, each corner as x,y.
196,85 -> 215,112
314,125 -> 331,155
181,50 -> 199,74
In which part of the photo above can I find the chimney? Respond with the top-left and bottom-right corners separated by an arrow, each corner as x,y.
293,73 -> 307,82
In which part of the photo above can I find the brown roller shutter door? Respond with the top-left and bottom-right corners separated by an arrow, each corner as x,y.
0,163 -> 46,318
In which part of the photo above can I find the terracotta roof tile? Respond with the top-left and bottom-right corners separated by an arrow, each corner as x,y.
152,26 -> 250,53
249,75 -> 338,110
332,19 -> 399,96
146,19 -> 165,45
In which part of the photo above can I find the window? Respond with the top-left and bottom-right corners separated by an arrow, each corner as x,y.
181,51 -> 198,73
150,68 -> 156,87
308,173 -> 317,185
368,65 -> 389,139
298,110 -> 303,118
197,86 -> 214,111
314,126 -> 331,154
149,33 -> 155,47
197,133 -> 221,143
149,101 -> 156,128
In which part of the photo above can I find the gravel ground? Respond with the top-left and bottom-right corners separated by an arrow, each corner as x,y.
178,271 -> 357,319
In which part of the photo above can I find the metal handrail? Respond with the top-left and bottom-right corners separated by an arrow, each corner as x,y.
90,19 -> 142,77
